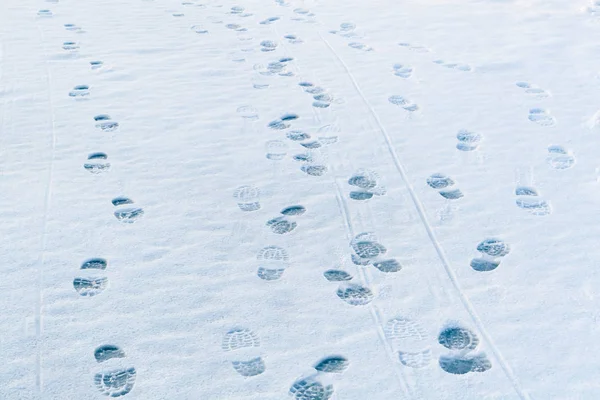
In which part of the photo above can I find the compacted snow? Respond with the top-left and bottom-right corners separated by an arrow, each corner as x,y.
2,0 -> 600,398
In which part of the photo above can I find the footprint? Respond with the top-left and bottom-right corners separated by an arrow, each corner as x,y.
94,114 -> 119,132
286,130 -> 311,141
426,173 -> 464,200
289,377 -> 334,400
69,85 -> 90,98
348,42 -> 373,52
222,328 -> 265,377
37,9 -> 53,17
515,186 -> 551,215
336,283 -> 374,305
515,82 -> 550,99
233,185 -> 261,211
470,238 -> 510,272
439,353 -> 491,375
190,24 -> 208,34
433,60 -> 472,72
438,325 -> 480,351
84,152 -> 111,174
546,145 -> 575,170
259,16 -> 280,25
260,40 -> 278,52
93,345 -> 136,397
283,34 -> 303,44
265,140 -> 288,160
398,42 -> 430,53
388,95 -> 419,112
323,269 -> 353,282
257,246 -> 289,281
90,61 -> 104,70
314,355 -> 349,373
64,23 -> 82,31
266,205 -> 306,234
62,41 -> 79,51
392,63 -> 413,78
236,105 -> 259,120
456,130 -> 482,152
437,323 -> 491,375
528,108 -> 556,127
112,197 -> 144,223
350,232 -> 400,273
587,0 -> 600,16
347,169 -> 386,200
226,23 -> 246,31
73,258 -> 108,297
290,355 -> 348,399
384,316 -> 432,368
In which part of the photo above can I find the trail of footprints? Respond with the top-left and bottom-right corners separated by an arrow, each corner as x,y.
39,6 -> 145,396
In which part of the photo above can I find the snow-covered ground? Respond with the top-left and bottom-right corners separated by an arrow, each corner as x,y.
2,0 -> 600,398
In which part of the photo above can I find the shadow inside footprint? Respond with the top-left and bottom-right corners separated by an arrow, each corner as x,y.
439,353 -> 491,375
314,356 -> 349,373
323,269 -> 353,282
290,377 -> 334,400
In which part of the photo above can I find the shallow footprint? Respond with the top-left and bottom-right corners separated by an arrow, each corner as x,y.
546,145 -> 575,170
222,328 -> 265,377
385,316 -> 432,368
257,246 -> 289,281
515,186 -> 551,215
528,108 -> 556,127
323,269 -> 353,282
95,368 -> 137,397
233,185 -> 260,211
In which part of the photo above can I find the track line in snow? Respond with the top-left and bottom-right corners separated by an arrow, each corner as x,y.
318,31 -> 532,400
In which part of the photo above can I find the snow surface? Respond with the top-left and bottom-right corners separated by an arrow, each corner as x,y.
2,0 -> 600,398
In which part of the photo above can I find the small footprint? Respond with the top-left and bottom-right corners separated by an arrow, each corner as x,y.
427,173 -> 464,200
112,197 -> 144,223
266,205 -> 306,234
90,61 -> 104,70
94,114 -> 119,132
37,9 -> 53,17
190,24 -> 208,34
64,23 -> 82,32
398,42 -> 430,53
62,41 -> 79,51
259,16 -> 280,25
93,344 -> 136,397
73,258 -> 108,296
384,316 -> 432,368
388,95 -> 419,112
84,152 -> 111,174
69,85 -> 90,98
546,145 -> 575,170
433,60 -> 472,71
283,34 -> 303,44
456,130 -> 482,152
515,186 -> 551,215
528,108 -> 556,127
392,63 -> 413,79
348,42 -> 373,52
470,238 -> 510,272
330,22 -> 361,38
437,323 -> 491,375
347,169 -> 387,200
257,246 -> 289,281
515,82 -> 550,98
233,185 -> 261,211
222,328 -> 265,377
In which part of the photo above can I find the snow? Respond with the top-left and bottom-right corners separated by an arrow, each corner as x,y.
1,0 -> 600,398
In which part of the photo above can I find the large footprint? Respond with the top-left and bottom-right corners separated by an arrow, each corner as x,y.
93,344 -> 136,397
222,328 -> 266,377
